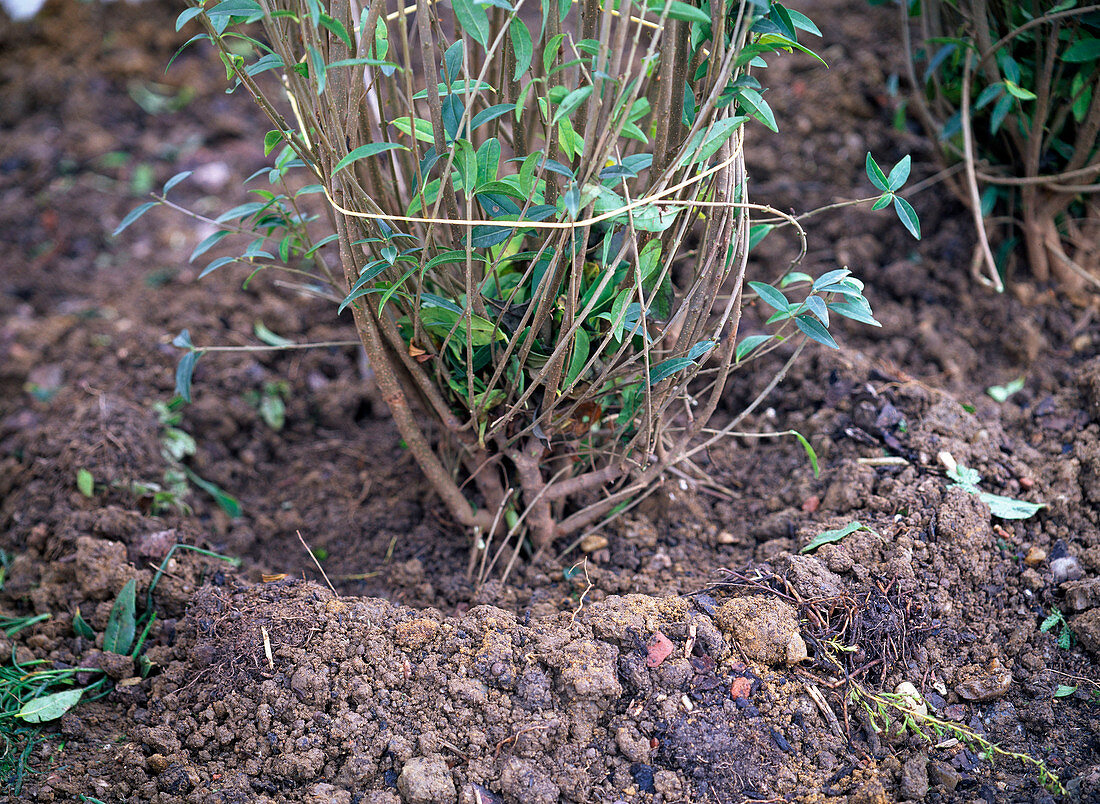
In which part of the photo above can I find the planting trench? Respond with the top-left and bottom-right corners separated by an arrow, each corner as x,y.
2,0 -> 1100,801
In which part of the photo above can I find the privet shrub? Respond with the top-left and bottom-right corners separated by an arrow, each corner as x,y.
902,0 -> 1100,291
120,0 -> 911,571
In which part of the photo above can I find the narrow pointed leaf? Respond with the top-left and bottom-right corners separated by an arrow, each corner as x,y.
333,142 -> 407,174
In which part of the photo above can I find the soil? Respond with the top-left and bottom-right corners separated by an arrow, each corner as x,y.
2,0 -> 1099,802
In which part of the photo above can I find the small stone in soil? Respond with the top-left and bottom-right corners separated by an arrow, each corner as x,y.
770,728 -> 791,752
645,632 -> 675,668
927,760 -> 962,792
579,534 -> 609,553
954,662 -> 1012,702
398,755 -> 456,804
1051,556 -> 1084,584
630,763 -> 656,793
730,677 -> 752,699
899,754 -> 929,800
1024,546 -> 1047,567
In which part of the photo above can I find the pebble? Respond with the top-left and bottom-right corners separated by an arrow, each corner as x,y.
1062,578 -> 1100,612
1051,556 -> 1084,584
579,534 -> 609,553
397,755 -> 456,804
899,755 -> 929,801
954,662 -> 1013,702
630,763 -> 656,793
927,760 -> 962,792
716,530 -> 737,545
1024,546 -> 1047,567
894,682 -> 928,718
645,632 -> 675,668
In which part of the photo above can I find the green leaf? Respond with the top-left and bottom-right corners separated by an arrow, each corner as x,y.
811,268 -> 851,290
1040,612 -> 1060,633
17,688 -> 84,723
172,329 -> 193,349
680,115 -> 748,165
189,230 -> 230,263
307,45 -> 327,95
419,307 -> 507,346
112,202 -> 158,236
990,93 -> 1013,134
748,224 -> 773,251
163,171 -> 192,194
510,19 -> 533,81
453,0 -> 490,47
736,334 -> 771,362
648,356 -> 696,385
175,6 -> 204,30
801,521 -> 872,554
785,8 -> 820,36
103,579 -> 137,655
1063,37 -> 1100,63
1054,684 -> 1077,698
553,85 -> 594,124
264,130 -> 284,156
748,281 -> 789,313
893,196 -> 921,240
543,33 -> 565,75
736,88 -> 778,132
183,467 -> 242,517
977,490 -> 1043,520
72,609 -> 96,640
828,298 -> 881,327
790,429 -> 820,477
175,350 -> 199,403
687,340 -> 716,360
259,393 -> 285,431
804,295 -> 829,327
887,155 -> 910,191
200,257 -> 236,279
870,193 -> 893,211
565,329 -> 590,388
254,320 -> 294,347
1003,80 -> 1036,101
319,13 -> 355,50
865,153 -> 889,192
333,142 -> 406,174
470,104 -> 516,131
795,314 -> 838,349
646,0 -> 711,27
77,469 -> 94,498
391,116 -> 436,144
986,377 -> 1025,403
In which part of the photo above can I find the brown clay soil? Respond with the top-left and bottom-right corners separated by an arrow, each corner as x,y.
2,0 -> 1099,801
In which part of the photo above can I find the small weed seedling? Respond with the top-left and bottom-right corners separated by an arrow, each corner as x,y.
1040,608 -> 1074,652
244,380 -> 289,431
940,451 -> 1043,520
0,545 -> 240,794
800,521 -> 877,554
852,685 -> 1065,795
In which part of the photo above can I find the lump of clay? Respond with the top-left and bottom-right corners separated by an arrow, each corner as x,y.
714,595 -> 807,666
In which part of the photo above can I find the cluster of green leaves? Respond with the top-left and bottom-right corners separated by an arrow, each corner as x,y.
137,0 -> 868,446
1040,607 -> 1074,651
910,0 -> 1099,282
71,400 -> 240,517
113,0 -> 920,544
865,153 -> 920,239
945,460 -> 1044,519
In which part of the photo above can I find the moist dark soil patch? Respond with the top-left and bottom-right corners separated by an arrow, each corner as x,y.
2,0 -> 1099,801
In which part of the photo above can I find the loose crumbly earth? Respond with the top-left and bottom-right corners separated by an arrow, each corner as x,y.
1,0 -> 1098,801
